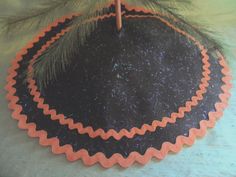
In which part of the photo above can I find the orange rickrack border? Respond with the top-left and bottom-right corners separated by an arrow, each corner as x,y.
26,10 -> 211,141
5,5 -> 232,168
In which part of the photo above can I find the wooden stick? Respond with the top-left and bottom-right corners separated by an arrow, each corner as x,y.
115,0 -> 122,31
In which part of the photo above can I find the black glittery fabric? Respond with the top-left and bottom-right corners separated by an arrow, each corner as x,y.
13,9 -> 224,158
42,16 -> 202,132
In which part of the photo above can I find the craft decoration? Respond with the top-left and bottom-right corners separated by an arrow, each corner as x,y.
3,0 -> 232,168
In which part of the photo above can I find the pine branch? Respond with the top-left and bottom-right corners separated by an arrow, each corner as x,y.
30,0 -> 112,89
0,0 -> 76,35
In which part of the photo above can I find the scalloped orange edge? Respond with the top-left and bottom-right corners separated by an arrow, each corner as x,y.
26,8 -> 211,141
5,4 -> 232,168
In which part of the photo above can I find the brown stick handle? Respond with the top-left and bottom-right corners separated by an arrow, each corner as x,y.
115,0 -> 122,31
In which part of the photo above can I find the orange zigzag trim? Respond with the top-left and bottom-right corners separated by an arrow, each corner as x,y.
5,5 -> 232,168
27,13 -> 210,140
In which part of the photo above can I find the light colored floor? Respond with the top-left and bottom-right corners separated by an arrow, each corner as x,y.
0,1 -> 236,177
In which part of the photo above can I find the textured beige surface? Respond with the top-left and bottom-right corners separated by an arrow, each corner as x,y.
0,1 -> 236,177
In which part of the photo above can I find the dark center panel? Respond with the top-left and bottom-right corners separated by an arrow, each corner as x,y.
39,15 -> 203,131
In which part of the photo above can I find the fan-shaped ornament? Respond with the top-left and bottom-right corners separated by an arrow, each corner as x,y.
5,0 -> 232,168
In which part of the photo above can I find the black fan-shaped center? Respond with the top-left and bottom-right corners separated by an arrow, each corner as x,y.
41,16 -> 203,131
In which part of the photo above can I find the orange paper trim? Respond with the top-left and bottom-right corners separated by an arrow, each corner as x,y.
27,13 -> 211,140
5,5 -> 232,168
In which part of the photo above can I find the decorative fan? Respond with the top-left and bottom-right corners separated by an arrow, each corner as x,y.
4,0 -> 232,168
